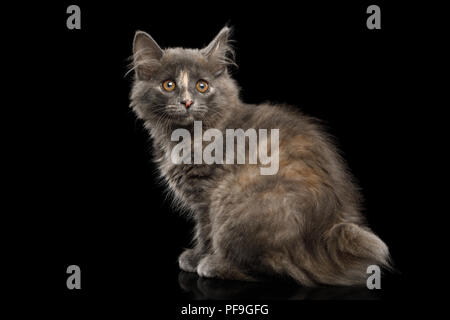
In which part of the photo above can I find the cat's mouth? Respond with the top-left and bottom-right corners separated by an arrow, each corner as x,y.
166,110 -> 196,124
166,108 -> 207,125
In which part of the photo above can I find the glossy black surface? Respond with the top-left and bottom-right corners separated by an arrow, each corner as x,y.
5,1 -> 429,314
178,272 -> 382,300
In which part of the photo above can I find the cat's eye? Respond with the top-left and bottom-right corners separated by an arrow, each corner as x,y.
162,80 -> 176,92
196,80 -> 209,93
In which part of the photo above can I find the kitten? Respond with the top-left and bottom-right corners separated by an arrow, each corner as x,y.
129,26 -> 390,286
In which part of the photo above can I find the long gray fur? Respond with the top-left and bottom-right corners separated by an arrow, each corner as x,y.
129,26 -> 390,286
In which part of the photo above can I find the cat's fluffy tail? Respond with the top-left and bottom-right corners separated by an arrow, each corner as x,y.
324,223 -> 391,285
285,223 -> 391,286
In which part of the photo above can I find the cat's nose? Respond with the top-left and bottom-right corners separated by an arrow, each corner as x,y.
180,99 -> 194,108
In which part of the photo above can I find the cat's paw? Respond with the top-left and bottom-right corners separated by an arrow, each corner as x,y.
197,254 -> 255,281
178,249 -> 201,273
197,255 -> 219,278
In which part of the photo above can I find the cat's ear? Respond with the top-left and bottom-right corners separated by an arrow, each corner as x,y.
201,26 -> 236,76
132,31 -> 163,80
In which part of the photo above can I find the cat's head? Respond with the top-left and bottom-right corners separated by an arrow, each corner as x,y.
130,26 -> 239,128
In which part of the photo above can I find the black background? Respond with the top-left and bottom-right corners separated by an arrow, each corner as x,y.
5,0 -> 434,317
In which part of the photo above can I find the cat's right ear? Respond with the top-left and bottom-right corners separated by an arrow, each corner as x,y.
132,31 -> 163,80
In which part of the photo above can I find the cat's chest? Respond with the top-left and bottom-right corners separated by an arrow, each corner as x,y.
155,144 -> 219,204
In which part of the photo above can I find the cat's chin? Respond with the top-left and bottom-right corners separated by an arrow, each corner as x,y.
169,113 -> 196,126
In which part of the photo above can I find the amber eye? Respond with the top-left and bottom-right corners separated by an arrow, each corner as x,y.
162,80 -> 176,92
196,80 -> 209,93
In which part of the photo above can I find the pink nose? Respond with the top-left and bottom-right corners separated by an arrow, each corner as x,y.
181,99 -> 194,108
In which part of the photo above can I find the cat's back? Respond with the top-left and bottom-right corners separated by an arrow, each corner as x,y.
230,102 -> 326,143
219,102 -> 359,211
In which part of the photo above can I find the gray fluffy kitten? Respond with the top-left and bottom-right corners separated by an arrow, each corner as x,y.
129,26 -> 390,286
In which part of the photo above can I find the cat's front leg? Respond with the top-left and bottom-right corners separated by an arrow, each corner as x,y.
179,210 -> 212,272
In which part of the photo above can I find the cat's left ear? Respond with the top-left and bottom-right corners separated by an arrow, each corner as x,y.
201,26 -> 236,76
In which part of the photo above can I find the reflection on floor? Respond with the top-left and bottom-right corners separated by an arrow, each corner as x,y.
179,271 -> 381,300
